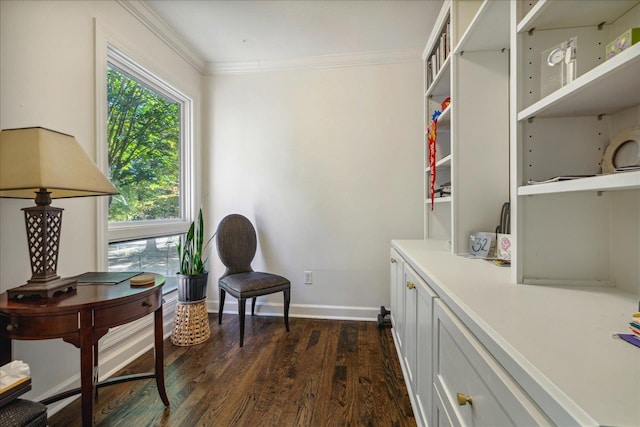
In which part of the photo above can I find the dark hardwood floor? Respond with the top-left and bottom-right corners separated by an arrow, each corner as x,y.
48,313 -> 415,427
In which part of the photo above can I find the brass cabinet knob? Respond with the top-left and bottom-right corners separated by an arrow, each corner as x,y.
406,282 -> 416,289
457,392 -> 473,406
390,258 -> 397,263
6,323 -> 16,332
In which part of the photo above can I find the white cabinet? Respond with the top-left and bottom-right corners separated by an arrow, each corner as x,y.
423,0 -> 510,252
403,266 -> 418,386
415,271 -> 436,427
392,248 -> 549,427
433,382 -> 454,427
391,254 -> 437,427
511,0 -> 640,288
390,248 -> 405,352
433,300 -> 551,426
391,239 -> 640,426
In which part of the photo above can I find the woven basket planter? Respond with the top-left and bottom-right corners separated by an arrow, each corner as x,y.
171,299 -> 210,346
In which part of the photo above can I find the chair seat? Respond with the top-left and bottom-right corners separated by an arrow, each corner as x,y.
219,272 -> 290,299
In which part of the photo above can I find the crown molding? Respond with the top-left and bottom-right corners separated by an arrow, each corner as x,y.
119,1 -> 421,76
208,49 -> 422,75
117,0 -> 206,73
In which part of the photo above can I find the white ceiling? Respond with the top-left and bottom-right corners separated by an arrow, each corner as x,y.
143,0 -> 443,71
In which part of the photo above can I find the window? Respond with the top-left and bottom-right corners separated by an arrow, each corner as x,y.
107,64 -> 181,223
103,46 -> 194,288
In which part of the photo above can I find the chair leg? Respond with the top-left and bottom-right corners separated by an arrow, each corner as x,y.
239,298 -> 248,347
251,297 -> 257,316
283,289 -> 290,332
218,289 -> 226,325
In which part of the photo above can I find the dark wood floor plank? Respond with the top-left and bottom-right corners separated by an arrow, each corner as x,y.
48,314 -> 415,427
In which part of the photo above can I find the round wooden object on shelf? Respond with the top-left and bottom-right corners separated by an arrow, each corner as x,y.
601,126 -> 640,174
171,299 -> 210,346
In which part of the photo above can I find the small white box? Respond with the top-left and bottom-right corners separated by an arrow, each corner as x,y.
496,234 -> 512,261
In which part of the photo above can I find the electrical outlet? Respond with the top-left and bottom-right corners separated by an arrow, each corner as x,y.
304,271 -> 312,285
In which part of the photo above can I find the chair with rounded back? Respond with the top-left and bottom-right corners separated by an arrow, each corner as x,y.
216,214 -> 290,347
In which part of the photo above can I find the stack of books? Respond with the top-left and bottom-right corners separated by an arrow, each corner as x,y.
426,20 -> 451,89
629,313 -> 640,337
0,361 -> 31,407
617,313 -> 640,349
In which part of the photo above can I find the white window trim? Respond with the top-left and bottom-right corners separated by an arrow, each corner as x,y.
94,19 -> 195,269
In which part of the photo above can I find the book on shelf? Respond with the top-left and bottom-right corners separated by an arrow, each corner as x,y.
445,22 -> 450,55
431,54 -> 437,81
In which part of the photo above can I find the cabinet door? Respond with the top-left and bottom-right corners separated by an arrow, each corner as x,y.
433,377 -> 456,427
434,300 -> 551,426
416,276 -> 437,427
403,266 -> 418,386
390,248 -> 405,352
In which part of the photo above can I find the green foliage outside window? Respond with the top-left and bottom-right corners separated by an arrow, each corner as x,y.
107,66 -> 181,222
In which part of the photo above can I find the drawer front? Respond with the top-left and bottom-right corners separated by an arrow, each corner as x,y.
94,291 -> 161,329
0,312 -> 78,339
434,378 -> 456,427
390,248 -> 405,350
434,300 -> 550,427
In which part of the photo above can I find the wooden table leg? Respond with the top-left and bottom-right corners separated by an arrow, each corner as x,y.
79,309 -> 95,427
154,306 -> 169,406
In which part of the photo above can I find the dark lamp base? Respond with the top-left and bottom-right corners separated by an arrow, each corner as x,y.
7,277 -> 77,300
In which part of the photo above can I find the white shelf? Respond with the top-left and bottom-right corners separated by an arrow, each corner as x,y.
518,171 -> 640,196
517,0 -> 639,34
454,0 -> 510,54
518,43 -> 640,120
426,155 -> 453,174
437,104 -> 451,127
436,154 -> 452,168
425,55 -> 451,98
426,196 -> 452,205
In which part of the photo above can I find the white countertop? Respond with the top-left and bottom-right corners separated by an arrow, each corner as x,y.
392,239 -> 640,427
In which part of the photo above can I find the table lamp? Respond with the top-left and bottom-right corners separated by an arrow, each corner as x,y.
0,127 -> 118,299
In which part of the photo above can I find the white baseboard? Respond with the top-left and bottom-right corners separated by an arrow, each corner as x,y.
207,299 -> 380,321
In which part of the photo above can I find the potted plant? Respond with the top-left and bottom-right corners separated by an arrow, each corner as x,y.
176,208 -> 212,302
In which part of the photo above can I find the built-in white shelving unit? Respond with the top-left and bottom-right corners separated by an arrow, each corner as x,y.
512,0 -> 640,289
423,0 -> 510,252
518,42 -> 640,120
516,0 -> 639,33
394,3 -> 640,426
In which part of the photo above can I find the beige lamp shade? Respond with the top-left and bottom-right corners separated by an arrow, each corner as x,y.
0,127 -> 118,199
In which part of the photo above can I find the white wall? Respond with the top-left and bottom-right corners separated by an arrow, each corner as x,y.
205,63 -> 424,319
0,0 -> 202,409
